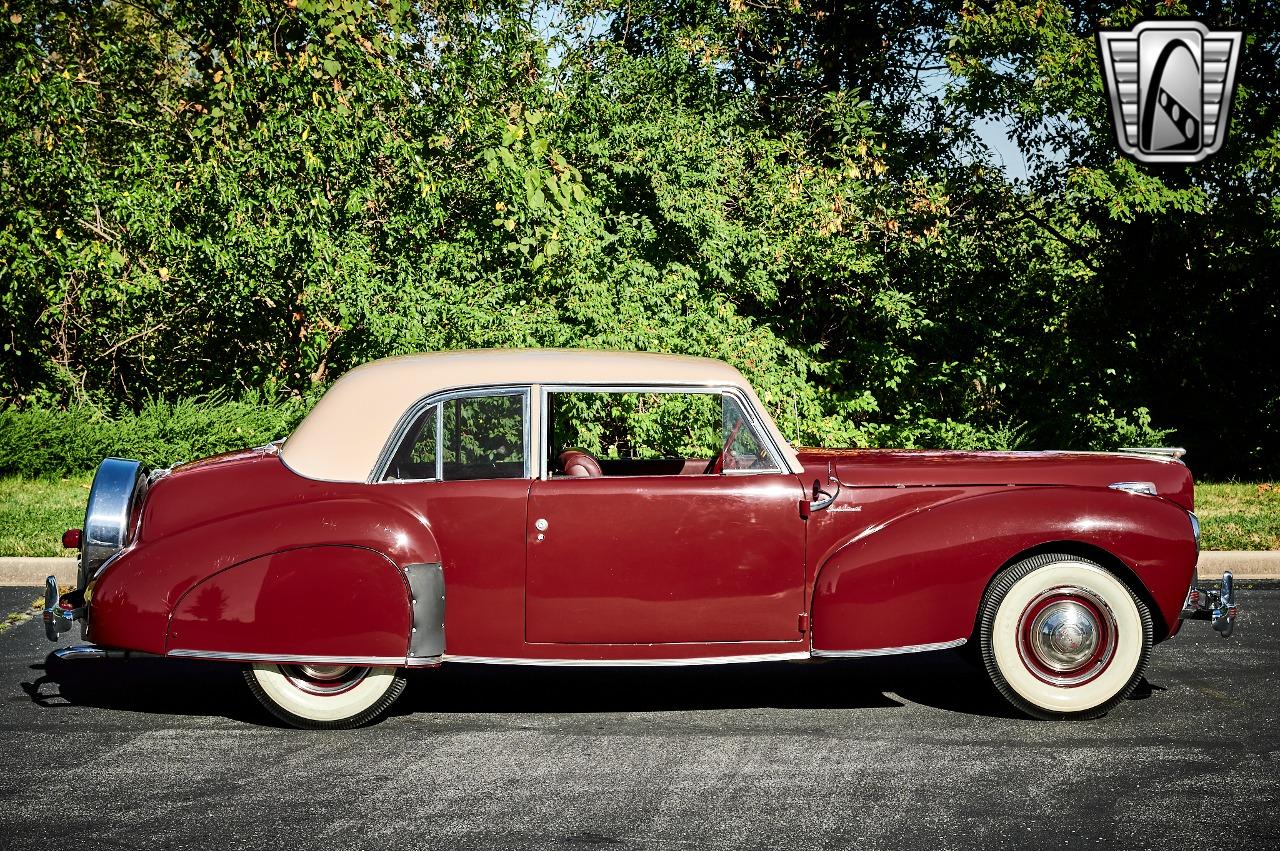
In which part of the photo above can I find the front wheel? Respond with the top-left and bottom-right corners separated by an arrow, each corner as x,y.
243,663 -> 406,729
978,553 -> 1153,720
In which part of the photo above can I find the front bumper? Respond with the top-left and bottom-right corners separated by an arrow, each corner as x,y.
1180,570 -> 1237,638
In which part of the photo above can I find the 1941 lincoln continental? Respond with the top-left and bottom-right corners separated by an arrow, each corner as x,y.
44,349 -> 1237,727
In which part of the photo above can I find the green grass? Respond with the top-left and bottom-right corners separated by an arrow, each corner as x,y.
0,476 -> 1276,555
0,475 -> 92,557
1196,482 -> 1280,551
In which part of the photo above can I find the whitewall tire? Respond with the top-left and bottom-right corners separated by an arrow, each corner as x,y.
243,663 -> 407,729
979,553 -> 1153,720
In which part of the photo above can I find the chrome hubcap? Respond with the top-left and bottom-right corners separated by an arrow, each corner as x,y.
282,664 -> 368,696
297,664 -> 353,681
1017,586 -> 1118,687
1029,602 -> 1098,671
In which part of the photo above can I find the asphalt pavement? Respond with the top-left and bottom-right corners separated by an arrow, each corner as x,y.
1,584 -> 1277,850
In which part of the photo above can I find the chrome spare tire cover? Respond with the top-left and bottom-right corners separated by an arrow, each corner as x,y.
80,457 -> 148,587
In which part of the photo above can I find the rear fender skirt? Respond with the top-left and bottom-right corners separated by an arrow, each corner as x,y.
809,486 -> 1197,653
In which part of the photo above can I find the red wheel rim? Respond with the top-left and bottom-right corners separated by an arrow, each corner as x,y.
1016,586 -> 1117,688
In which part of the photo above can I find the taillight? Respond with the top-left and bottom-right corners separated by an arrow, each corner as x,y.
62,528 -> 82,549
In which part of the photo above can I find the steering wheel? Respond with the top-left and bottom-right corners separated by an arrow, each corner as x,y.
704,419 -> 744,475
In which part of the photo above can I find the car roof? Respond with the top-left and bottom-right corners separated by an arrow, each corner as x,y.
280,349 -> 801,481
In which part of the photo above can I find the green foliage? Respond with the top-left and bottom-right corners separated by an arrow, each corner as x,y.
0,396 -> 308,478
0,0 -> 1275,476
0,474 -> 92,556
1196,483 -> 1280,551
551,392 -> 724,459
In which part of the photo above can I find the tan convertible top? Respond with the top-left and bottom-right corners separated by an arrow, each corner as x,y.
280,349 -> 802,481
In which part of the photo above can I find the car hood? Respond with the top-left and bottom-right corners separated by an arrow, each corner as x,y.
794,448 -> 1194,511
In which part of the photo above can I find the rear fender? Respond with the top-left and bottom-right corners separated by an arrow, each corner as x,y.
87,497 -> 441,656
164,545 -> 440,664
809,486 -> 1197,653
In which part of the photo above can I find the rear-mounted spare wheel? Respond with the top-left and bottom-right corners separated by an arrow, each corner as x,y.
80,458 -> 149,588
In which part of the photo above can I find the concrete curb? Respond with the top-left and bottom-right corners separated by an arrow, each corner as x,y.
1196,550 -> 1280,579
2,552 -> 1279,587
0,557 -> 75,587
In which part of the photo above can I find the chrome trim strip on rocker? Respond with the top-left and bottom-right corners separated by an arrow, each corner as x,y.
166,649 -> 442,667
810,638 -> 968,659
443,651 -> 811,667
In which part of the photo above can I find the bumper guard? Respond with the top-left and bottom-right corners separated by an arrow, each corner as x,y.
42,575 -> 85,642
1180,570 -> 1237,638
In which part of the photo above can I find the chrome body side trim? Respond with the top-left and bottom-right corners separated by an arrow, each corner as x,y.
1118,446 -> 1187,461
1108,480 -> 1158,496
443,651 -> 811,667
166,649 -> 442,667
810,638 -> 968,658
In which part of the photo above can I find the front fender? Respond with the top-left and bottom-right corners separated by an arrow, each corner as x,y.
810,486 -> 1197,653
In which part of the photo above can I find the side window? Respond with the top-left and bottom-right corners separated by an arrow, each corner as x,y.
720,395 -> 777,472
383,404 -> 438,481
442,393 -> 526,480
546,389 -> 777,477
382,391 -> 527,482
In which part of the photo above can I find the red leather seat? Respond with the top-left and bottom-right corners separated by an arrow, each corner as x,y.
558,449 -> 603,478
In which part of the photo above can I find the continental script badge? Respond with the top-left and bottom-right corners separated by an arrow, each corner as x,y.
1098,20 -> 1243,163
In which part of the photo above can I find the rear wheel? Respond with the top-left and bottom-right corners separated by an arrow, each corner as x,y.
978,553 -> 1152,720
243,663 -> 406,729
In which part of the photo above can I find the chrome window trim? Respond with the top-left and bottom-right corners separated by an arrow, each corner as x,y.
537,383 -> 785,480
369,384 -> 532,483
810,637 -> 967,658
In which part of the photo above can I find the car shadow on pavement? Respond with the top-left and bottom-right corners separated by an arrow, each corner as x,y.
393,650 -> 1027,720
22,655 -> 267,724
25,649 -> 1160,723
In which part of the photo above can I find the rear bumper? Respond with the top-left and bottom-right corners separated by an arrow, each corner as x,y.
1180,570 -> 1237,638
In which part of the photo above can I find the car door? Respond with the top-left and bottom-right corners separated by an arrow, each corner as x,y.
378,387 -> 534,656
525,389 -> 807,644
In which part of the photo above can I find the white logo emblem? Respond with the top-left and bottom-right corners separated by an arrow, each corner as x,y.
1098,20 -> 1243,163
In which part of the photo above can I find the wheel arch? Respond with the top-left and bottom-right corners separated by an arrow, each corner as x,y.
971,540 -> 1171,647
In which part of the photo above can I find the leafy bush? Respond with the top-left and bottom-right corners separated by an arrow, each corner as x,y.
0,397 -> 309,478
2,0 -> 1272,477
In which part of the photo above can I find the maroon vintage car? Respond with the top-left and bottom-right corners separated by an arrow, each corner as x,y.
44,349 -> 1235,727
